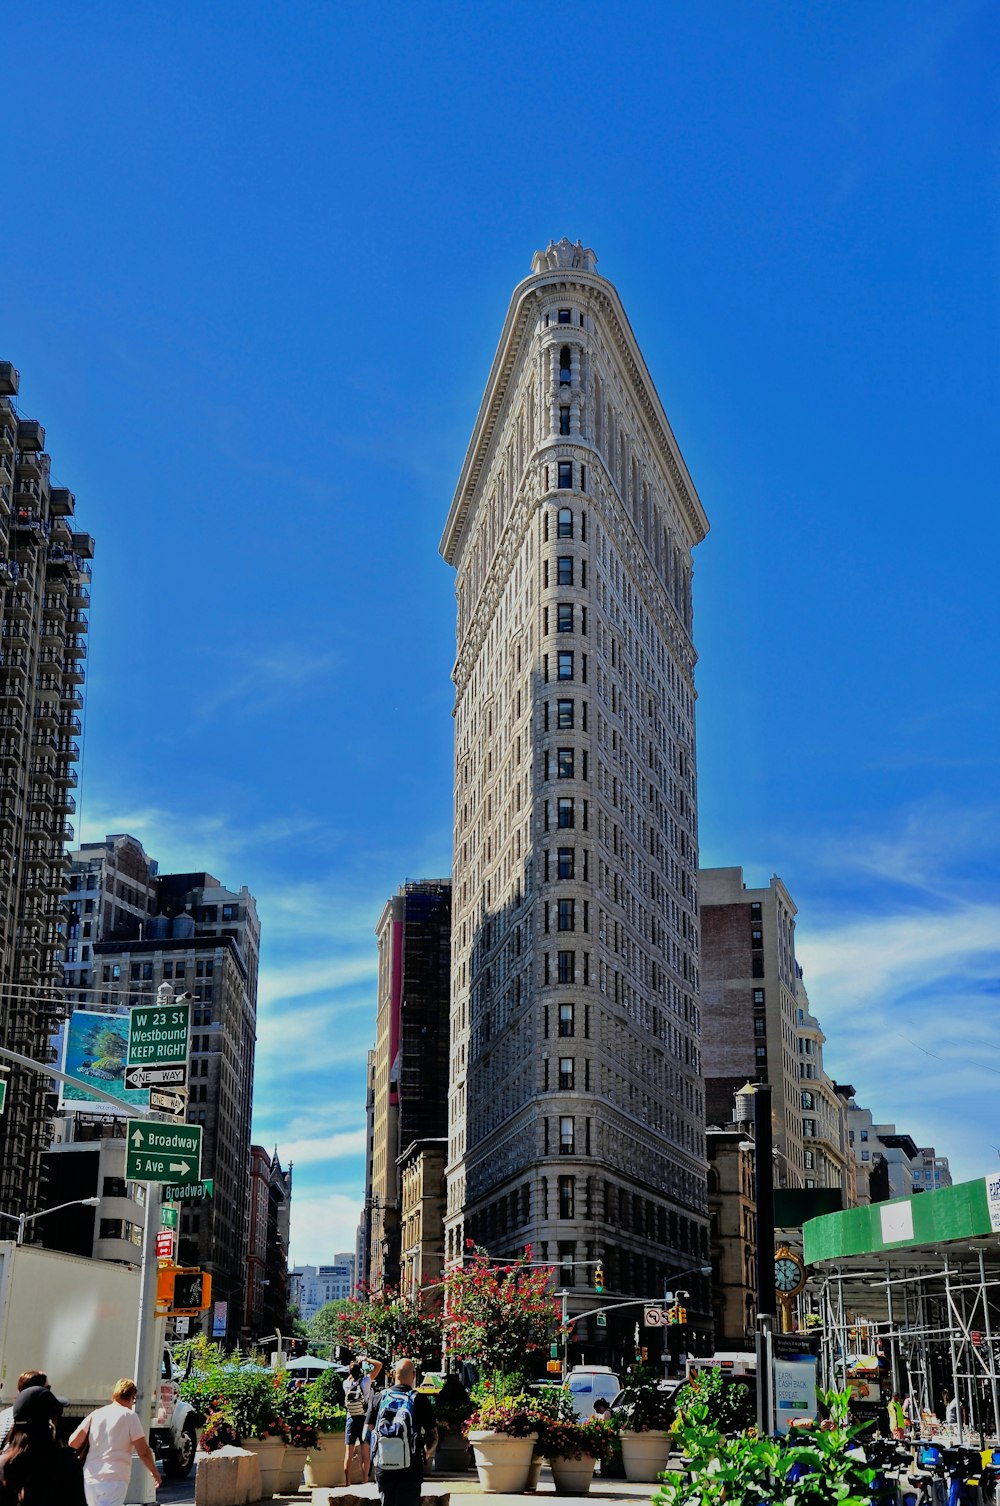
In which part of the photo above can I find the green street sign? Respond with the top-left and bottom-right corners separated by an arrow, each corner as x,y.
162,1178 -> 214,1203
125,1121 -> 202,1184
596,1313 -> 607,1328
128,1001 -> 191,1067
160,1206 -> 179,1229
0,1080 -> 6,1115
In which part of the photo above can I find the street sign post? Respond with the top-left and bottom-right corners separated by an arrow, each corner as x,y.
124,1064 -> 188,1091
156,1231 -> 174,1262
149,1087 -> 187,1118
160,1205 -> 179,1229
162,1177 -> 213,1203
644,1307 -> 668,1327
125,1121 -> 202,1184
128,1001 -> 191,1068
596,1312 -> 607,1328
0,1080 -> 6,1114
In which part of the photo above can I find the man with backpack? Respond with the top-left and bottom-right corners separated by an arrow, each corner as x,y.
343,1356 -> 383,1485
366,1358 -> 437,1506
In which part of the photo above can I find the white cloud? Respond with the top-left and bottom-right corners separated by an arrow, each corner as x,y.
273,1129 -> 367,1166
290,1189 -> 365,1267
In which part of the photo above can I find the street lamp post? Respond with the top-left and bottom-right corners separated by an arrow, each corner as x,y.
0,1196 -> 101,1246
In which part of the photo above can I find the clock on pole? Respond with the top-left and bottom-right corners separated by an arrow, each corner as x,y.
774,1244 -> 806,1332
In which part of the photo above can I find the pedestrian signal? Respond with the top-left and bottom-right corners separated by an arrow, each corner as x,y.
546,1360 -> 562,1374
156,1267 -> 212,1316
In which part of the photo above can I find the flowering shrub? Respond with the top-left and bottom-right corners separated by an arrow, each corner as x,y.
310,1287 -> 442,1366
443,1245 -> 561,1380
200,1410 -> 239,1453
538,1416 -> 618,1463
279,1383 -> 319,1449
614,1361 -> 675,1433
467,1392 -> 540,1438
305,1369 -> 347,1432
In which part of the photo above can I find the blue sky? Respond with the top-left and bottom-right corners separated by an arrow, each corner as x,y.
4,2 -> 997,1260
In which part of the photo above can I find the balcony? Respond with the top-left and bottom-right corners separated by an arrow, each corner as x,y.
71,532 -> 94,559
15,451 -> 44,483
0,742 -> 22,766
61,688 -> 84,710
16,419 -> 45,451
62,660 -> 86,685
65,636 -> 87,659
54,791 -> 76,815
0,364 -> 18,397
48,487 -> 74,516
49,516 -> 73,547
0,680 -> 27,708
33,701 -> 58,727
67,584 -> 89,608
59,714 -> 82,735
55,740 -> 79,760
11,503 -> 45,534
56,768 -> 78,789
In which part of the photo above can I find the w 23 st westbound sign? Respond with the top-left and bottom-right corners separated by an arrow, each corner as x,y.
128,1002 -> 191,1067
126,1121 -> 202,1183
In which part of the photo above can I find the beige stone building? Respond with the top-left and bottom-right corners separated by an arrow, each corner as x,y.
440,241 -> 711,1355
0,361 -> 93,1214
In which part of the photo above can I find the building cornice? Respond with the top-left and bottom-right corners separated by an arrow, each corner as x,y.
440,264 -> 709,566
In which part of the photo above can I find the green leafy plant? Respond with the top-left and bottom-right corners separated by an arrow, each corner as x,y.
279,1384 -> 318,1449
304,1369 -> 346,1432
614,1361 -> 676,1433
431,1375 -> 475,1432
310,1291 -> 442,1367
672,1366 -> 755,1434
466,1391 -> 539,1438
537,1415 -> 619,1463
199,1410 -> 240,1453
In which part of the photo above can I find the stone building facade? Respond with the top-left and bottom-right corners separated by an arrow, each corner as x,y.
0,361 -> 94,1214
440,241 -> 711,1353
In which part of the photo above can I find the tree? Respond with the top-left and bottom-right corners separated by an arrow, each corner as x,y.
309,1293 -> 442,1368
442,1245 -> 561,1380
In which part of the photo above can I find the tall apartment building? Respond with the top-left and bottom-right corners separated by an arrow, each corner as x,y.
701,868 -> 806,1188
0,361 -> 94,1214
440,241 -> 710,1353
366,880 -> 451,1294
793,975 -> 853,1201
246,1145 -> 292,1340
48,843 -> 260,1337
912,1147 -> 951,1193
288,1256 -> 355,1324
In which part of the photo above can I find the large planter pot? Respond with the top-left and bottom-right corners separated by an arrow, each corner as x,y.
242,1436 -> 286,1500
621,1429 -> 672,1482
305,1432 -> 346,1489
525,1455 -> 544,1490
469,1430 -> 538,1493
434,1426 -> 472,1473
278,1443 -> 308,1492
551,1454 -> 597,1495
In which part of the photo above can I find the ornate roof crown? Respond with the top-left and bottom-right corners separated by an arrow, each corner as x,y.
531,238 -> 598,274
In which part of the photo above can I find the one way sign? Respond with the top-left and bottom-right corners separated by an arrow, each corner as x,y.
124,1064 -> 188,1091
125,1121 -> 202,1184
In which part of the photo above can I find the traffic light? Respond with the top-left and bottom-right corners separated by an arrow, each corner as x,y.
677,1306 -> 687,1325
667,1304 -> 681,1326
593,1263 -> 604,1294
641,1347 -> 648,1361
159,1268 -> 212,1316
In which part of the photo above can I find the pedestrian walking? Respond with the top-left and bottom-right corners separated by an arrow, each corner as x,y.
0,1384 -> 86,1506
343,1356 -> 384,1484
887,1392 -> 906,1440
0,1373 -> 48,1453
367,1358 -> 437,1506
68,1378 -> 161,1506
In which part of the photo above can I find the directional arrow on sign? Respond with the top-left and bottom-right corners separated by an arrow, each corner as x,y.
124,1064 -> 188,1091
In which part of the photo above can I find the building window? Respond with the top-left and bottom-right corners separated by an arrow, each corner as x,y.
755,1045 -> 767,1062
558,1176 -> 574,1218
751,929 -> 763,949
557,507 -> 573,538
557,798 -> 575,828
558,1000 -> 575,1034
861,1150 -> 870,1162
557,556 -> 574,586
559,407 -> 571,435
753,988 -> 765,1006
860,1129 -> 868,1141
557,699 -> 574,729
557,603 -> 573,632
103,1176 -> 127,1198
750,901 -> 762,917
558,461 -> 572,489
803,1118 -> 816,1137
753,1017 -> 766,1037
557,652 -> 574,680
560,1116 -> 575,1154
558,899 -> 575,931
804,1150 -> 815,1170
559,1056 -> 575,1091
752,957 -> 764,978
222,905 -> 235,921
801,1091 -> 814,1109
557,847 -> 574,880
558,309 -> 572,325
849,1130 -> 855,1144
559,346 -> 572,382
558,748 -> 574,778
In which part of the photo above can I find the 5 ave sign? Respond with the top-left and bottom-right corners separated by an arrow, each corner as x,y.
125,1121 -> 202,1184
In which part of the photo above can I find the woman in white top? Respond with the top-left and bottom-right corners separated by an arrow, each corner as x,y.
69,1378 -> 161,1506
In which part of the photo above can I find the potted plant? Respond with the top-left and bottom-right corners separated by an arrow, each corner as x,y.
614,1362 -> 676,1482
466,1391 -> 539,1493
538,1415 -> 617,1496
432,1376 -> 474,1473
222,1367 -> 288,1500
304,1371 -> 347,1489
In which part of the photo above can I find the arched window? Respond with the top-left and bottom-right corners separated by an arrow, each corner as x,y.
557,507 -> 573,538
559,346 -> 572,384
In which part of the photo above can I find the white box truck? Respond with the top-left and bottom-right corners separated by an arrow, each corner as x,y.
0,1241 -> 198,1478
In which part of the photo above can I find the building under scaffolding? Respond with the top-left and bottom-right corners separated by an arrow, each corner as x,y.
802,1173 -> 1000,1444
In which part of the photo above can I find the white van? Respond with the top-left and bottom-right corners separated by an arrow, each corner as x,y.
565,1366 -> 621,1419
